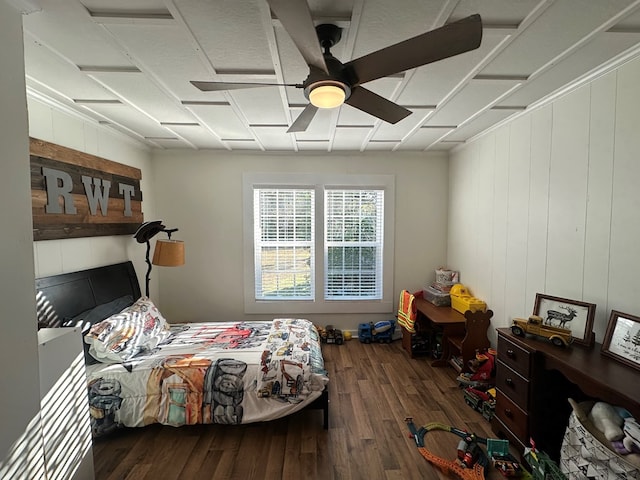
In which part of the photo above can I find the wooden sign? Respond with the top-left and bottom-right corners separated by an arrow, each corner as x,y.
30,138 -> 143,241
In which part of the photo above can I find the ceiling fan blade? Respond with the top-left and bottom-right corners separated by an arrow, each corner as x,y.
191,80 -> 299,92
345,87 -> 412,124
287,104 -> 319,133
344,14 -> 482,86
266,0 -> 328,74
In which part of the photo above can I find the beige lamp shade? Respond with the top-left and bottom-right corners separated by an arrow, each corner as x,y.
152,239 -> 185,266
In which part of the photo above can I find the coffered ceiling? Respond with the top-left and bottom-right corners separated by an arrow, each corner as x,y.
17,0 -> 640,152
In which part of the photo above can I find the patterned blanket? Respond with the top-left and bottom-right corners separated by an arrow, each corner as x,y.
86,318 -> 328,437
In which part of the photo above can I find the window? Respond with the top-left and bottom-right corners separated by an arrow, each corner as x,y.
254,188 -> 314,300
244,173 -> 394,314
324,189 -> 384,300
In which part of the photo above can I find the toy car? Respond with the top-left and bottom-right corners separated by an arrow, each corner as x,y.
323,325 -> 344,345
511,315 -> 572,347
492,454 -> 522,477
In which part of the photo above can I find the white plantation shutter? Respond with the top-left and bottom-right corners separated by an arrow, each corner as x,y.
254,188 -> 314,300
324,189 -> 384,300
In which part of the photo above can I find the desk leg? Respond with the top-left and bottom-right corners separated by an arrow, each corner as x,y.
431,324 -> 465,368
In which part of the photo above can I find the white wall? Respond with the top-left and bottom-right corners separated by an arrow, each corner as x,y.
151,150 -> 449,330
448,54 -> 640,346
28,97 -> 155,293
0,1 -> 44,476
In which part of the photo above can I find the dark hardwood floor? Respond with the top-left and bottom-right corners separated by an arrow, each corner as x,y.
93,338 -> 509,480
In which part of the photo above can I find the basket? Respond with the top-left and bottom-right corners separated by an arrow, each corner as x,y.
435,268 -> 459,286
560,405 -> 640,479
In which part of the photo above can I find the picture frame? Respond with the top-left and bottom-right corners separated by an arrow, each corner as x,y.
601,310 -> 640,372
533,294 -> 596,347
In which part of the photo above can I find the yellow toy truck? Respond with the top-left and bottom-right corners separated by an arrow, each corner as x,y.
511,315 -> 572,347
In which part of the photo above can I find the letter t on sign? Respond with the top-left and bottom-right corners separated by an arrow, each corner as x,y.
42,167 -> 77,214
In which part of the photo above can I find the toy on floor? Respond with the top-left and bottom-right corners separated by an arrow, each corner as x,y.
457,348 -> 496,388
404,418 -> 526,480
523,440 -> 566,480
463,387 -> 496,421
358,319 -> 396,343
318,324 -> 344,344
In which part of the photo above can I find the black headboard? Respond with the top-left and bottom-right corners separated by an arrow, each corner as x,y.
35,261 -> 141,329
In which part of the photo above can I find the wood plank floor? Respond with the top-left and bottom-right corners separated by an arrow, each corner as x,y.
93,339 -> 509,480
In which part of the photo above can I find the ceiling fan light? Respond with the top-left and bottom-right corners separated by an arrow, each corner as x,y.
309,84 -> 345,108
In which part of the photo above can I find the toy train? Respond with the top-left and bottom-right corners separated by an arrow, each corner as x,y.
358,320 -> 396,343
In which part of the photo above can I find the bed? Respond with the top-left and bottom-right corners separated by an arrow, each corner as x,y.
35,261 -> 329,437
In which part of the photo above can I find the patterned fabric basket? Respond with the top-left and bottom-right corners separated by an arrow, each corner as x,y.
560,410 -> 640,479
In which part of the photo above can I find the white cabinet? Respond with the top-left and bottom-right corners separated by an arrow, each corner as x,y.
38,328 -> 94,480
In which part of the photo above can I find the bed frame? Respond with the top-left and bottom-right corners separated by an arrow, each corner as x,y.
35,261 -> 329,428
36,261 -> 141,329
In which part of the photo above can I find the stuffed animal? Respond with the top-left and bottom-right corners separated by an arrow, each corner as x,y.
616,411 -> 640,455
588,401 -> 624,441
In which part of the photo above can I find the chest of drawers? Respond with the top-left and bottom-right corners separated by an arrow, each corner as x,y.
492,329 -> 533,451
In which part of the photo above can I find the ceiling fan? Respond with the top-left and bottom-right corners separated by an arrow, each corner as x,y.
191,0 -> 482,133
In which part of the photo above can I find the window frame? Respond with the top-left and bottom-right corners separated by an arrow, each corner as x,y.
243,172 -> 395,315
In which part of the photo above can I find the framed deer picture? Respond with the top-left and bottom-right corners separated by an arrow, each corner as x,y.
533,294 -> 596,347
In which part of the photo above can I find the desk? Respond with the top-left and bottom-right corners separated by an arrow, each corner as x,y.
493,328 -> 640,461
409,299 -> 491,370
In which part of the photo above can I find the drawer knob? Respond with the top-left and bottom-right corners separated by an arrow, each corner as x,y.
505,378 -> 514,386
506,349 -> 515,357
504,408 -> 513,418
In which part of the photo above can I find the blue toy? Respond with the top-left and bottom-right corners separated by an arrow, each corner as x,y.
358,319 -> 396,343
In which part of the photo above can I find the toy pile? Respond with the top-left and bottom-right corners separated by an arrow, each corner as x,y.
404,418 -> 526,479
456,348 -> 496,388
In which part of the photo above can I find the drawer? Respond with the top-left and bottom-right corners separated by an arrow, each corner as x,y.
496,360 -> 530,409
495,390 -> 528,442
497,333 -> 531,377
491,416 -> 526,453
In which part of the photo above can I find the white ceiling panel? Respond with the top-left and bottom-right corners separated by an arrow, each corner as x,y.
80,103 -> 169,138
87,71 -> 195,124
99,24 -> 220,101
450,0 -> 540,24
222,140 -> 260,150
230,87 -> 289,125
480,0 -> 640,77
445,109 -> 519,142
371,110 -> 429,141
185,104 -> 254,140
332,127 -> 370,151
397,32 -> 509,106
397,127 -> 455,151
23,35 -> 115,101
251,126 -> 295,150
290,107 -> 336,140
177,0 -> 275,72
20,0 -> 640,152
426,81 -> 520,126
297,141 -> 331,151
364,141 -> 399,151
500,31 -> 640,107
162,124 -> 226,150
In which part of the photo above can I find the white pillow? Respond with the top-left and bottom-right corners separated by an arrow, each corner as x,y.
84,296 -> 171,363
